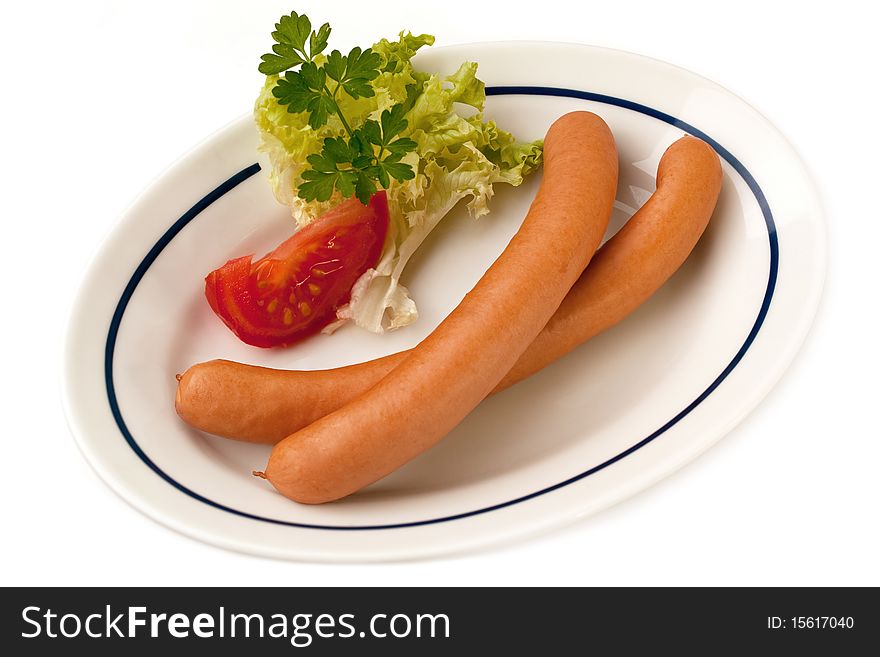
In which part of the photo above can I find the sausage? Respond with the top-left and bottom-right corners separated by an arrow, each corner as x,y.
261,111 -> 618,503
176,135 -> 721,445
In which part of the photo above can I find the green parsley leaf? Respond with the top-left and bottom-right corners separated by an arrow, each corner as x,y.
322,136 -> 353,164
259,12 -> 331,75
306,95 -> 335,129
382,161 -> 416,182
273,12 -> 311,52
272,72 -> 320,113
338,170 -> 359,198
305,152 -> 337,173
385,137 -> 417,156
324,49 -> 347,82
354,171 -> 378,205
370,164 -> 390,189
259,45 -> 304,75
360,120 -> 382,146
349,130 -> 373,158
341,47 -> 381,99
380,104 -> 409,144
309,22 -> 331,58
298,172 -> 337,202
298,61 -> 326,91
298,137 -> 361,202
272,63 -> 334,128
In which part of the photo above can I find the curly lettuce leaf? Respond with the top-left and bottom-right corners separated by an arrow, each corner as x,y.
255,31 -> 543,332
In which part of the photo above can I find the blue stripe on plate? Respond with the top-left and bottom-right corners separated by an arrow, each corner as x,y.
104,87 -> 778,530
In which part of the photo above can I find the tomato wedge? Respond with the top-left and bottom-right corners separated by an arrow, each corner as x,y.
205,192 -> 389,348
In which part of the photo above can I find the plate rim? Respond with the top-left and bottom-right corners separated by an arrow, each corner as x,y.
104,86 -> 778,531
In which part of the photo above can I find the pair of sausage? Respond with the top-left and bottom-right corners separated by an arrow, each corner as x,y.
176,114 -> 722,503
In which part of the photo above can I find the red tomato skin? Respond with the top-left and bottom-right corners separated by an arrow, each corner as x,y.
204,192 -> 389,348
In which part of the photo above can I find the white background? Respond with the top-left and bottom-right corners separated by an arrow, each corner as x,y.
2,0 -> 877,586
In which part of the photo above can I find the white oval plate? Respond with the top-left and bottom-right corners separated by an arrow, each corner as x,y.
63,42 -> 824,561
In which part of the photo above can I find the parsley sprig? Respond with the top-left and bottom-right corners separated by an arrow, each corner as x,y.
259,11 -> 417,204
